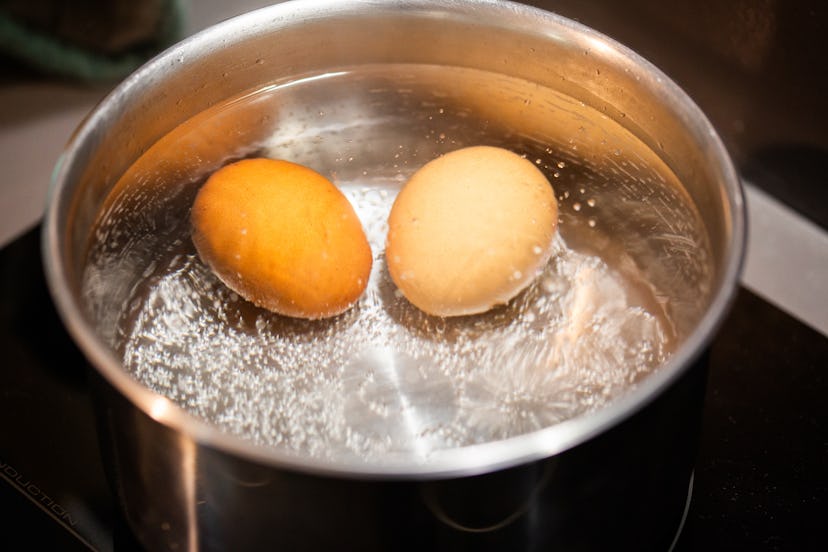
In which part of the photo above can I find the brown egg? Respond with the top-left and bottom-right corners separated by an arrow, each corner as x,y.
191,158 -> 372,319
386,146 -> 558,317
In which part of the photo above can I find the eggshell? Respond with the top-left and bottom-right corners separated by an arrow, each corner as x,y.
191,158 -> 372,319
386,146 -> 558,316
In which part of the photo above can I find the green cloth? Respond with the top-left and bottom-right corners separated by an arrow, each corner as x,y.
0,0 -> 183,81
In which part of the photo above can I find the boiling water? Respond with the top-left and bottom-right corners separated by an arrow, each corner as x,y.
83,64 -> 711,461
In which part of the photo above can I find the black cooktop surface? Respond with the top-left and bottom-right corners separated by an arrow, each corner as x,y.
1,225 -> 826,551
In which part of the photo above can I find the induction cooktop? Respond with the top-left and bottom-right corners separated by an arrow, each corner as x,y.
1,224 -> 825,551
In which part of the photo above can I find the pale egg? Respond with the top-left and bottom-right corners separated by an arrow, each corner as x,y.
386,146 -> 558,316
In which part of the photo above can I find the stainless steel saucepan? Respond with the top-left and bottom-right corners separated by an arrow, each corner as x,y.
43,1 -> 744,550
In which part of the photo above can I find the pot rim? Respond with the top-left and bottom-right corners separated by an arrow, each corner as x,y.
42,0 -> 745,480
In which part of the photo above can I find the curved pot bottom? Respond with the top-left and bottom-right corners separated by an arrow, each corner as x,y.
91,355 -> 707,551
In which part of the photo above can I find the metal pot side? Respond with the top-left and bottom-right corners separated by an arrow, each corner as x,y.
91,350 -> 707,550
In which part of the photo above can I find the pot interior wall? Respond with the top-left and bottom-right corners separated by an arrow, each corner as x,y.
59,2 -> 734,291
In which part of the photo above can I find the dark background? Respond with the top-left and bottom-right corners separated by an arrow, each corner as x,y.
529,0 -> 828,229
